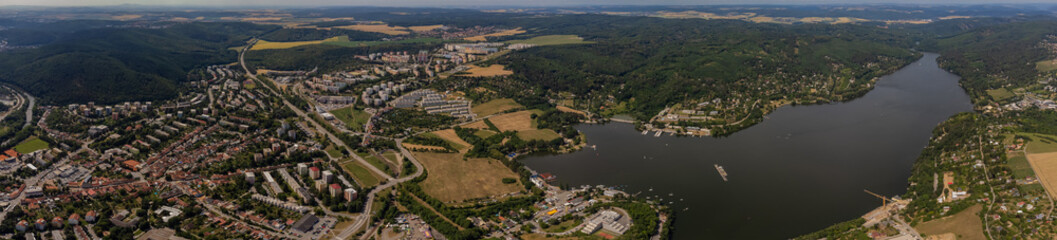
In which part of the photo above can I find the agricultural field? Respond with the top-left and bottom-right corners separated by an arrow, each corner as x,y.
1023,133 -> 1057,154
251,36 -> 345,50
474,129 -> 498,139
985,88 -> 1015,101
341,160 -> 381,187
408,24 -> 444,32
517,129 -> 562,141
506,35 -> 593,46
1027,151 -> 1057,199
464,28 -> 526,41
333,24 -> 410,35
913,204 -> 986,240
409,151 -> 522,203
463,64 -> 513,77
471,98 -> 523,116
329,106 -> 371,130
14,136 -> 49,154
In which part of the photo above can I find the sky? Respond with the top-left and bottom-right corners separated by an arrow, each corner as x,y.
2,0 -> 1055,7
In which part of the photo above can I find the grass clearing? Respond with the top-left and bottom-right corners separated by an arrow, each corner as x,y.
1036,59 -> 1057,72
556,106 -> 587,116
506,35 -> 593,46
472,98 -> 523,116
429,129 -> 472,152
1026,151 -> 1057,199
13,136 -> 49,154
341,160 -> 381,187
325,145 -> 344,158
1008,152 -> 1035,179
464,28 -> 526,41
517,129 -> 561,141
402,143 -> 447,152
1023,133 -> 1057,154
985,88 -> 1015,101
543,218 -> 583,233
462,64 -> 513,77
489,110 -> 538,132
363,154 -> 392,175
410,151 -> 522,203
914,204 -> 986,240
474,130 -> 497,139
323,37 -> 444,47
329,106 -> 371,130
382,151 -> 400,164
251,36 -> 345,50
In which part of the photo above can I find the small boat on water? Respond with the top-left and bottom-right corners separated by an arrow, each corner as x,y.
714,164 -> 728,181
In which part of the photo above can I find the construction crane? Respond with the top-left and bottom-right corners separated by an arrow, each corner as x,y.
864,189 -> 892,208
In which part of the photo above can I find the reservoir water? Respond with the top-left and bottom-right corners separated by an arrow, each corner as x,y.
521,53 -> 973,239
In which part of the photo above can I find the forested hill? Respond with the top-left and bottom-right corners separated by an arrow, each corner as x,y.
0,22 -> 276,104
498,15 -> 919,121
920,19 -> 1057,105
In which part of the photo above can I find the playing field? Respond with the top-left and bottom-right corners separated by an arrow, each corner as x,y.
251,36 -> 345,50
1036,59 -> 1057,72
334,24 -> 410,35
428,129 -> 472,152
341,160 -> 381,187
472,98 -> 523,116
914,204 -> 986,240
410,151 -> 522,203
985,88 -> 1015,101
463,64 -> 513,77
488,110 -> 538,132
464,28 -> 526,41
14,136 -> 49,154
1027,151 -> 1057,199
517,129 -> 562,141
329,107 -> 371,130
506,35 -> 593,46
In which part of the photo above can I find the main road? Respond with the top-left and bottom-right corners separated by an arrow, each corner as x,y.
239,39 -> 423,239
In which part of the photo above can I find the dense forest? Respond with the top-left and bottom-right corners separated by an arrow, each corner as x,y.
497,15 -> 919,119
0,22 -> 277,104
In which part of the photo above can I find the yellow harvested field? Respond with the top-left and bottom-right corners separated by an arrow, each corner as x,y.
556,106 -> 586,116
914,204 -> 986,240
464,28 -> 526,41
489,110 -> 536,132
430,129 -> 472,152
1027,151 -> 1057,199
464,65 -> 513,77
402,143 -> 447,152
463,121 -> 490,130
334,24 -> 410,35
408,25 -> 444,32
472,98 -> 523,116
411,152 -> 522,203
251,36 -> 344,50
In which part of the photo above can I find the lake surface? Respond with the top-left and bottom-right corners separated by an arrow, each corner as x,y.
521,53 -> 972,239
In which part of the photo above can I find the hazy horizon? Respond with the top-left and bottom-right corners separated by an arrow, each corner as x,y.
3,0 -> 1057,8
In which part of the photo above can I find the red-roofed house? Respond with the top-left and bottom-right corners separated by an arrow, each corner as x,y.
329,183 -> 341,196
3,150 -> 18,158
